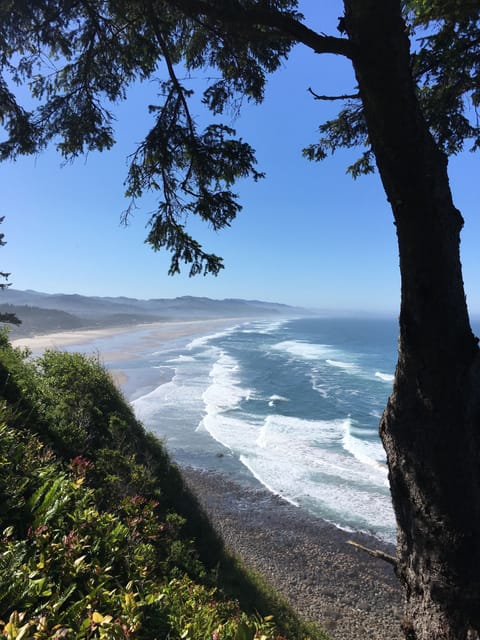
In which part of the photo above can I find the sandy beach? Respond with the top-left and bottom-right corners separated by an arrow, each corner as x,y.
13,319 -> 404,639
12,317 -> 244,355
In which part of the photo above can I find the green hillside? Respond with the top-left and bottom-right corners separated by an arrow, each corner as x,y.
0,332 -> 326,640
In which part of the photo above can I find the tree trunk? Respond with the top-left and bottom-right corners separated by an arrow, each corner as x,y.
343,1 -> 480,638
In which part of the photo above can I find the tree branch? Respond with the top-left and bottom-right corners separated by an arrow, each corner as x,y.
308,87 -> 359,101
149,22 -> 195,137
145,3 -> 198,192
347,540 -> 397,568
167,0 -> 354,59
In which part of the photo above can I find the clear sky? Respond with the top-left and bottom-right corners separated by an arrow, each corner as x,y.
1,2 -> 479,315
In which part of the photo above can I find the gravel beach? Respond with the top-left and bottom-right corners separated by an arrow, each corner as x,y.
181,467 -> 403,640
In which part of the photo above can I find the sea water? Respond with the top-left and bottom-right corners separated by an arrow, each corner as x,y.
129,316 -> 400,542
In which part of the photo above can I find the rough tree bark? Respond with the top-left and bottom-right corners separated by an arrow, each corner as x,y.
343,1 -> 480,638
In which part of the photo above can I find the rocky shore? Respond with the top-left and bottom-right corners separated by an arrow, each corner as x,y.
181,467 -> 403,640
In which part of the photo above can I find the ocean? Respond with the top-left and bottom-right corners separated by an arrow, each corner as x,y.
122,316 -> 399,543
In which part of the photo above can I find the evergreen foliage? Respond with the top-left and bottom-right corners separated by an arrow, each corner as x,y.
2,1 -> 478,272
0,1 -> 299,276
404,0 -> 480,154
0,218 -> 20,327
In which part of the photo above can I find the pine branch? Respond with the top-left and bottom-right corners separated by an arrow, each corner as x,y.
168,0 -> 354,58
308,87 -> 359,101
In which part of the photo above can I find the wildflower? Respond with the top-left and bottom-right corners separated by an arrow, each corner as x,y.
69,456 -> 93,478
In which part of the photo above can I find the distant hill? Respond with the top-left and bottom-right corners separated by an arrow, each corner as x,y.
0,289 -> 309,337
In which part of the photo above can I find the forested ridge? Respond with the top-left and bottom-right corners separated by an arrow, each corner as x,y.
0,333 -> 324,640
0,289 -> 305,339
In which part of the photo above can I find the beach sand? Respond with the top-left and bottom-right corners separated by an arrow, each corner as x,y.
13,319 -> 404,639
12,317 -> 243,355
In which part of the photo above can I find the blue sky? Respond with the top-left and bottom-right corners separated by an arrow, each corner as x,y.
1,2 -> 479,314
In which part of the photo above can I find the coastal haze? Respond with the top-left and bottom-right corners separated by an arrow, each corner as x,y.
2,288 -> 307,337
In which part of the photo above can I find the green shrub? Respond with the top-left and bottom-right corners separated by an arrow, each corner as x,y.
34,350 -> 144,458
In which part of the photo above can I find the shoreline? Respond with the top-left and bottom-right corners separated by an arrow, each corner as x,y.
181,466 -> 403,640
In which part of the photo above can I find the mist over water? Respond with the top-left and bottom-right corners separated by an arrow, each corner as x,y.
131,316 -> 399,542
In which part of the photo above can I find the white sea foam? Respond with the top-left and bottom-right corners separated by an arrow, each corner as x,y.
132,377 -> 197,424
131,348 -> 215,430
238,321 -> 287,335
236,413 -> 395,540
186,326 -> 238,350
375,371 -> 395,383
166,354 -> 196,363
326,359 -> 359,373
250,319 -> 289,334
267,394 -> 289,407
342,420 -> 388,474
202,353 -> 247,411
243,452 -> 395,539
239,455 -> 300,507
255,415 -> 382,483
272,339 -> 339,361
200,412 -> 261,452
348,423 -> 378,437
310,371 -> 330,398
199,351 -> 262,451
